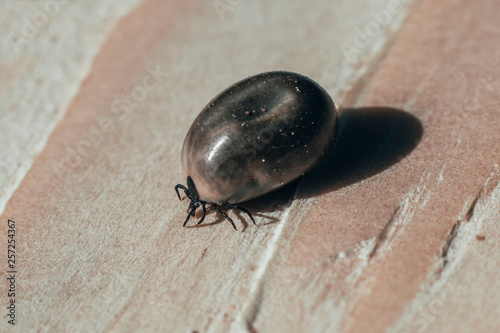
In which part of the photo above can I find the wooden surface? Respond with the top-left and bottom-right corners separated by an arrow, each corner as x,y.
1,0 -> 499,332
0,0 -> 142,214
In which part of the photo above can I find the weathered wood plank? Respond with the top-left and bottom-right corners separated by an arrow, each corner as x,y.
4,0 -> 477,332
248,1 -> 500,332
0,0 -> 141,214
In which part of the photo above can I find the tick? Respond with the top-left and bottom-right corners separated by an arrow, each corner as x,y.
175,71 -> 338,230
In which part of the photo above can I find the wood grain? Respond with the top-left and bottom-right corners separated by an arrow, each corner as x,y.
0,0 -> 142,215
2,0 -> 499,332
248,1 -> 500,332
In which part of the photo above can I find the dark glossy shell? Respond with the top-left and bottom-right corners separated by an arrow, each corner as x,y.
181,71 -> 338,204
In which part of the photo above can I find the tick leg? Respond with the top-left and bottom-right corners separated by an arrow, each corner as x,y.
212,203 -> 237,230
183,206 -> 196,227
175,184 -> 190,201
197,203 -> 207,225
222,203 -> 256,225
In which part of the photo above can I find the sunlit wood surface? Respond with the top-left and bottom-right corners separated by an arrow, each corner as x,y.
1,0 -> 499,332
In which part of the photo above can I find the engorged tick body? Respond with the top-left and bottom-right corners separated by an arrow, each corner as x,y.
175,71 -> 338,230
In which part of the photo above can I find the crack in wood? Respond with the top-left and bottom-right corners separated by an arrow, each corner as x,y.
436,165 -> 500,279
369,204 -> 401,260
237,202 -> 295,332
465,195 -> 480,222
439,221 -> 461,270
244,288 -> 263,333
